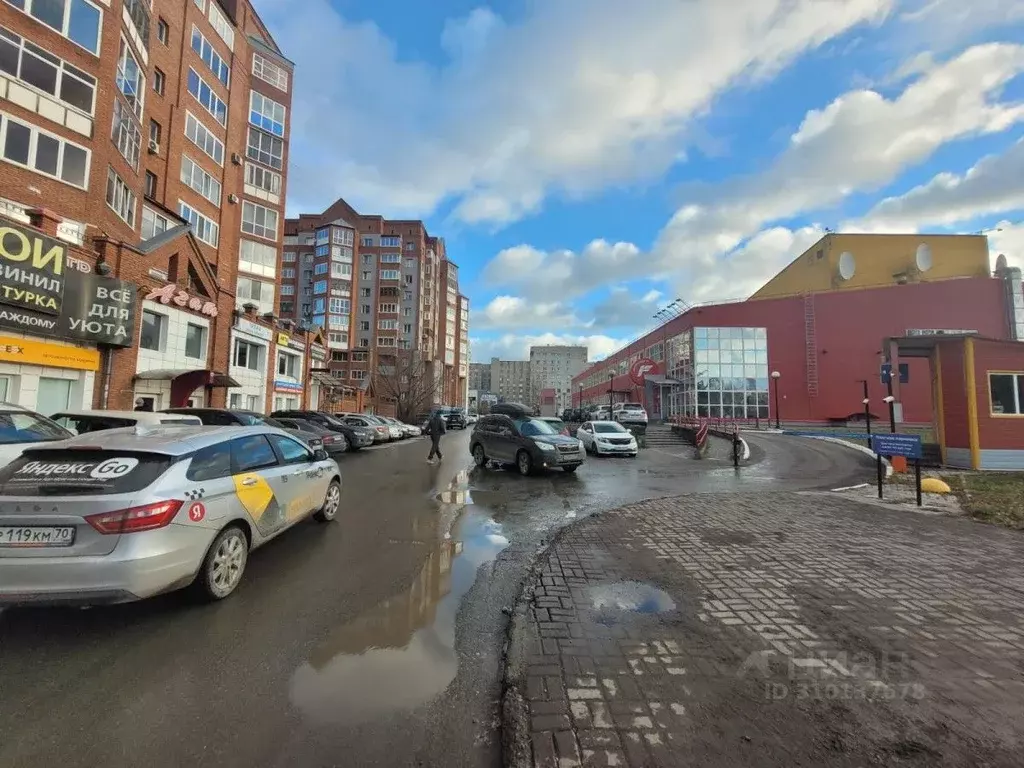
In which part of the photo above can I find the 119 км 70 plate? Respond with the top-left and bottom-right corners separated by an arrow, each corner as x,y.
0,527 -> 76,548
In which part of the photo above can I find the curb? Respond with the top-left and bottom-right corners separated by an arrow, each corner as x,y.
806,434 -> 893,478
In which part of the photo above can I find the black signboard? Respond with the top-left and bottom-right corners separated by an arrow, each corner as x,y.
0,272 -> 137,347
0,223 -> 66,315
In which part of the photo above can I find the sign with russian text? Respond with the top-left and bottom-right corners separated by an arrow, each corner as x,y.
234,317 -> 273,342
274,380 -> 303,393
145,284 -> 218,317
0,335 -> 100,371
0,223 -> 66,315
870,433 -> 922,459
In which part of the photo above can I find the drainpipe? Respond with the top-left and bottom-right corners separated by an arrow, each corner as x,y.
100,346 -> 113,409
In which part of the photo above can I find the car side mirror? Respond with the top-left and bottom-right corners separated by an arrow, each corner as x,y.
313,448 -> 329,461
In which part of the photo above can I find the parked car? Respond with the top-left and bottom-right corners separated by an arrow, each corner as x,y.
336,413 -> 390,443
163,408 -> 324,450
440,407 -> 467,430
614,402 -> 649,427
380,416 -> 419,438
577,420 -> 639,457
0,425 -> 341,606
373,416 -> 403,441
466,412 -> 478,425
269,410 -> 374,451
0,404 -> 74,470
470,405 -> 585,476
538,416 -> 570,436
50,410 -> 202,434
272,417 -> 349,458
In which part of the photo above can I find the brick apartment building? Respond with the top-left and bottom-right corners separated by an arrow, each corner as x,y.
0,0 -> 324,414
282,197 -> 469,415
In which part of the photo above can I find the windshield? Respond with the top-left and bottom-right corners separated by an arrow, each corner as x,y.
515,418 -> 559,437
0,411 -> 72,445
237,412 -> 268,427
594,422 -> 628,433
52,414 -> 136,434
263,417 -> 288,429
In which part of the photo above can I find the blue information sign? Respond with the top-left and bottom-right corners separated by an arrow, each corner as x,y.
871,433 -> 922,459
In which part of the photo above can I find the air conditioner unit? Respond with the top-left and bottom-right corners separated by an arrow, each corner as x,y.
228,193 -> 239,204
147,140 -> 160,155
231,153 -> 243,165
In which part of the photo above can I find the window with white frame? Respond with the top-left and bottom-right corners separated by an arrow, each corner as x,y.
381,236 -> 400,247
246,127 -> 283,170
331,262 -> 351,278
280,284 -> 294,296
184,111 -> 224,165
351,370 -> 367,380
244,162 -> 281,195
8,0 -> 103,55
207,1 -> 234,49
191,25 -> 229,86
0,28 -> 97,114
380,252 -> 400,263
252,52 -> 288,91
185,322 -> 207,360
989,373 -> 1024,415
282,267 -> 295,278
379,303 -> 398,313
380,269 -> 399,280
236,275 -> 274,305
314,262 -> 328,275
140,309 -> 165,351
329,298 -> 349,313
329,331 -> 347,345
111,97 -> 141,170
233,339 -> 263,371
115,38 -> 144,118
282,251 -> 296,262
179,200 -> 219,247
332,246 -> 352,262
187,67 -> 227,126
378,319 -> 398,330
377,336 -> 396,347
105,167 -> 135,226
180,154 -> 221,205
249,91 -> 286,136
141,205 -> 171,239
241,200 -> 278,240
277,350 -> 299,377
238,238 -> 277,276
332,228 -> 353,245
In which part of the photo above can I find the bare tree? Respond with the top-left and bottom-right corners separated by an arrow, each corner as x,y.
373,349 -> 441,422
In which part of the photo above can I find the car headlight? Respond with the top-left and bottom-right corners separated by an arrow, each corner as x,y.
536,442 -> 556,451
578,440 -> 585,450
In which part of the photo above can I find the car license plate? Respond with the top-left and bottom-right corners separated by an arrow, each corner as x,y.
0,526 -> 76,548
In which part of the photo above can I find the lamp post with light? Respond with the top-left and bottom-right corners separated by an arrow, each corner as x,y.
771,370 -> 782,429
883,395 -> 896,434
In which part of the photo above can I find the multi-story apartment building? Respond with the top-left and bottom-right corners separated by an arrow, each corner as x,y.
468,362 -> 491,393
490,357 -> 532,404
529,345 -> 588,412
0,0 -> 301,414
282,197 -> 467,414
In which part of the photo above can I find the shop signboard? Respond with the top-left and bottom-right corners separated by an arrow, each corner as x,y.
0,223 -> 66,315
274,380 -> 303,393
0,335 -> 100,371
235,317 -> 273,342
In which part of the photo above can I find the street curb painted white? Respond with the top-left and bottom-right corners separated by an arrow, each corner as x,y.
807,435 -> 893,478
740,435 -> 751,461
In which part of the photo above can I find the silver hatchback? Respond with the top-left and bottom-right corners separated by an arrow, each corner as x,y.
0,425 -> 342,606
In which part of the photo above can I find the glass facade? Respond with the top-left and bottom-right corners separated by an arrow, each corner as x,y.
667,326 -> 770,419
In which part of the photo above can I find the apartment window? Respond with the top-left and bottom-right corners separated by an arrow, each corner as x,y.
111,98 -> 141,169
329,298 -> 349,313
105,167 -> 135,226
238,238 -> 277,275
381,253 -> 400,263
139,310 -> 164,351
989,373 -> 1024,415
246,127 -> 283,170
194,0 -> 205,8
244,162 -> 281,194
352,352 -> 368,362
361,236 -> 374,247
191,26 -> 229,86
359,288 -> 371,298
315,244 -> 329,257
187,68 -> 226,126
280,301 -> 293,315
332,228 -> 353,245
360,304 -> 371,314
381,236 -> 400,247
314,262 -> 328,275
241,200 -> 278,241
378,337 -> 396,347
141,205 -> 170,239
152,67 -> 165,95
358,321 -> 369,331
179,200 -> 218,247
116,38 -> 144,118
403,324 -> 412,334
380,269 -> 399,280
144,170 -> 156,197
249,91 -> 285,136
379,303 -> 398,313
185,323 -> 206,359
351,370 -> 366,379
302,269 -> 312,280
252,52 -> 288,91
277,351 -> 298,378
0,28 -> 97,114
123,0 -> 150,49
378,319 -> 398,330
157,17 -> 168,44
180,154 -> 221,205
185,111 -> 223,165
234,339 -> 262,371
405,242 -> 416,251
236,276 -> 273,305
207,1 -> 234,49
280,284 -> 294,296
404,291 -> 412,301
282,251 -> 296,262
404,275 -> 413,284
331,262 -> 351,278
332,245 -> 352,261
148,119 -> 161,146
312,298 -> 325,314
329,332 -> 348,346
8,0 -> 102,55
403,307 -> 412,317
361,270 -> 371,280
313,280 -> 327,295
304,236 -> 315,245
282,267 -> 295,279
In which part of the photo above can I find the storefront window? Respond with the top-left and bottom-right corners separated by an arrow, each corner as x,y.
37,377 -> 72,416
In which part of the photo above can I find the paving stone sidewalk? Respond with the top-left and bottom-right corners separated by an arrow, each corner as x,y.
502,493 -> 1024,767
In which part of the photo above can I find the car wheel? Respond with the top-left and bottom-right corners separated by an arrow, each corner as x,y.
314,479 -> 341,522
516,450 -> 533,476
338,435 -> 349,452
195,526 -> 248,601
472,443 -> 488,467
562,464 -> 579,473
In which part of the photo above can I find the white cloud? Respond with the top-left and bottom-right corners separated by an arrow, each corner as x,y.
470,332 -> 628,363
898,0 -> 1024,51
260,0 -> 894,221
989,221 -> 1024,270
472,296 -> 582,329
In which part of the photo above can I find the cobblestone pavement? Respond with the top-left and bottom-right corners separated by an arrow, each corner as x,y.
503,493 -> 1024,767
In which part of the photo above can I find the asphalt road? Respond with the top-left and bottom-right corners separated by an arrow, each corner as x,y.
0,429 -> 875,768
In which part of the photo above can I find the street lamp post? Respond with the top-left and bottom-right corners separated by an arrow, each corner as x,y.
857,379 -> 872,447
578,384 -> 583,412
883,395 -> 896,434
608,372 -> 615,415
771,370 -> 781,429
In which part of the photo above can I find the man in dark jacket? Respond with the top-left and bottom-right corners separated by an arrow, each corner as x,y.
427,410 -> 446,463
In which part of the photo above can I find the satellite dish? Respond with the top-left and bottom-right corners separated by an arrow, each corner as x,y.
915,243 -> 933,272
995,253 -> 1008,271
838,251 -> 856,281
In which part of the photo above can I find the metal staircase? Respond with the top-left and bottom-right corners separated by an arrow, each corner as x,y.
804,294 -> 819,398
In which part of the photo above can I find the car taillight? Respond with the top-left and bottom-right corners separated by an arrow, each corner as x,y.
377,426 -> 386,433
85,499 -> 183,535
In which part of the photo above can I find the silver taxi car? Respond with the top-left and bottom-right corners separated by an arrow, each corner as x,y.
0,425 -> 341,606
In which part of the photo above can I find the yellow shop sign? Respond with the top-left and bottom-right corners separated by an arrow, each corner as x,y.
277,333 -> 290,347
0,335 -> 99,371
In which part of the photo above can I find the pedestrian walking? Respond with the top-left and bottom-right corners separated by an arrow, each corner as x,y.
134,398 -> 153,412
427,410 -> 446,463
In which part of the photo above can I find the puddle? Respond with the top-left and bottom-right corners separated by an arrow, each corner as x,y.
288,470 -> 508,726
589,581 -> 676,614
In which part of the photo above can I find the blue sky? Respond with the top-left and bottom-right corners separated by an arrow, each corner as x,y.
258,0 -> 1024,361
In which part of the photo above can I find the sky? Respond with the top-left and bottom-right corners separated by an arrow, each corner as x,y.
257,0 -> 1024,363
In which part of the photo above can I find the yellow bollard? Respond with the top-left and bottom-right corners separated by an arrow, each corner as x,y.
920,477 -> 951,495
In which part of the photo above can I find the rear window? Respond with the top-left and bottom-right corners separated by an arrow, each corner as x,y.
0,450 -> 174,496
52,414 -> 136,434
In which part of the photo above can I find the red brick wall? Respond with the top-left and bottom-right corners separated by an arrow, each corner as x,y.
973,339 -> 1024,450
937,341 -> 969,450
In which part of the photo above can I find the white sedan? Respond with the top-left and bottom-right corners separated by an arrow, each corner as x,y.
576,420 -> 638,457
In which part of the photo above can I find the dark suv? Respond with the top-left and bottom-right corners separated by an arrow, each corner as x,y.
470,408 -> 585,476
441,407 -> 466,430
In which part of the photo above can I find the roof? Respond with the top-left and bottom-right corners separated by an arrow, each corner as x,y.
26,425 -> 285,457
887,333 -> 1019,357
50,410 -> 198,420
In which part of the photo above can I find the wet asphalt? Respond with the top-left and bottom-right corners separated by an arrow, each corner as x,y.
0,429 -> 874,768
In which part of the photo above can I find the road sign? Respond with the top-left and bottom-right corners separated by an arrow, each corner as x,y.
870,433 -> 922,459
